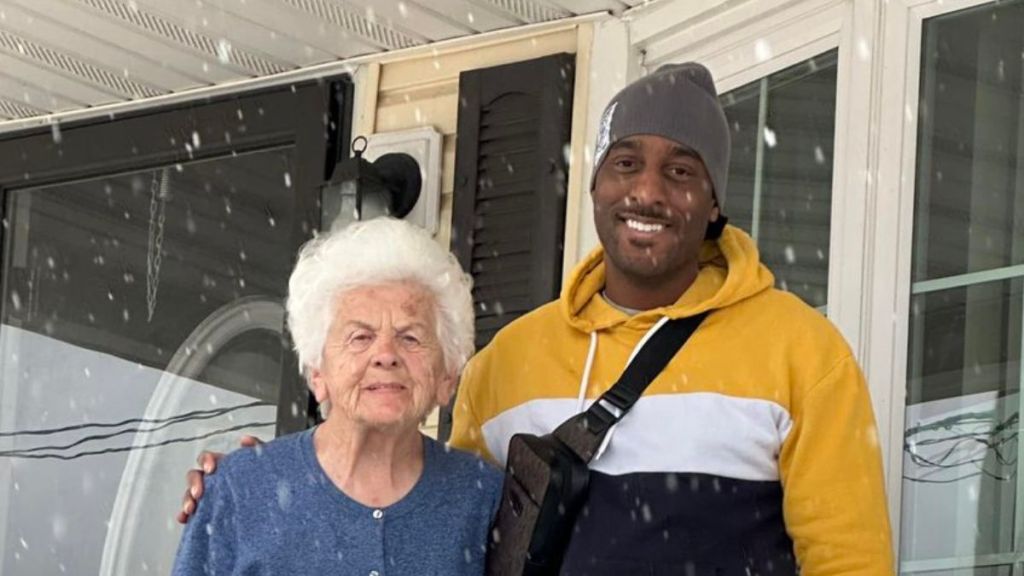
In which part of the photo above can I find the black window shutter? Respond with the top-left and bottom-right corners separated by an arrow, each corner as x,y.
451,52 -> 575,351
440,53 -> 574,441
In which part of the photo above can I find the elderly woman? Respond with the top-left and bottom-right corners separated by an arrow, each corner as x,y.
172,218 -> 501,576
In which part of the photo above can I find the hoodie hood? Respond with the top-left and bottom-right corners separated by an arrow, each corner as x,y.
560,224 -> 774,332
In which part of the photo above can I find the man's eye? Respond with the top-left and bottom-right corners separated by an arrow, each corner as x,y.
613,158 -> 636,169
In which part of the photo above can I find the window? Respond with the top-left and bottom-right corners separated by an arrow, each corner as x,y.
720,50 -> 839,310
900,2 -> 1024,573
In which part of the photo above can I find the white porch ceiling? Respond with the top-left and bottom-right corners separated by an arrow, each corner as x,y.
0,0 -> 644,126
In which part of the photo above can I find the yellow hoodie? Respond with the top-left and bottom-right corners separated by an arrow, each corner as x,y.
450,225 -> 894,575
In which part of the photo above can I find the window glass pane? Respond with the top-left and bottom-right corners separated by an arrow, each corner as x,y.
911,2 -> 1024,282
903,1 -> 1024,570
0,148 -> 298,576
903,280 -> 1020,559
721,81 -> 760,236
721,50 -> 838,308
909,281 -> 1022,405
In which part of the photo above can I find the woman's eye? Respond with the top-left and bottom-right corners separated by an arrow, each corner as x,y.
350,333 -> 372,344
401,334 -> 421,346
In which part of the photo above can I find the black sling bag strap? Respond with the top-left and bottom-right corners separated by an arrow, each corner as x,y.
553,312 -> 709,462
486,312 -> 709,576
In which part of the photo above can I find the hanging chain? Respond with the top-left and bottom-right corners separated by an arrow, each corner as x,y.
146,168 -> 169,322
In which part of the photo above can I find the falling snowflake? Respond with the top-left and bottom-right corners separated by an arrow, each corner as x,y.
754,39 -> 772,62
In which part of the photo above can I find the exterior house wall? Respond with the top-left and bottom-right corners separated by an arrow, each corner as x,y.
349,20 -> 601,436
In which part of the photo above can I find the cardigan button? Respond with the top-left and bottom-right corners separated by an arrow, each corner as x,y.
372,509 -> 383,520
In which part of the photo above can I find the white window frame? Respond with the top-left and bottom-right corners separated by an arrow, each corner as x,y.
870,0 -> 1024,571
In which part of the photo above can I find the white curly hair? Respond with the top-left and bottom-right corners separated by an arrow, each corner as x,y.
286,217 -> 475,379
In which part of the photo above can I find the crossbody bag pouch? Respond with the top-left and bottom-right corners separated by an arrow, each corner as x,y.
486,313 -> 708,576
491,433 -> 590,575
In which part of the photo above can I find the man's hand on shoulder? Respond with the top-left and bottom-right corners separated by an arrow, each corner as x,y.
175,434 -> 263,524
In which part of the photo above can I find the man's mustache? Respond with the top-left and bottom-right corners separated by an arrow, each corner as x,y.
614,203 -> 673,221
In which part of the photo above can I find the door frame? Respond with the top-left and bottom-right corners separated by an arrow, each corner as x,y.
870,0 -> 1024,571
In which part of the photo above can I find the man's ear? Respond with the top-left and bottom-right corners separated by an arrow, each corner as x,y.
709,203 -> 721,223
704,201 -> 728,240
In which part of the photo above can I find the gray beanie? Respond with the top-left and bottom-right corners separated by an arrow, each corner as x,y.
591,62 -> 731,212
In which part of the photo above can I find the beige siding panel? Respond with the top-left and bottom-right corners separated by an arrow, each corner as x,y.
375,87 -> 459,134
353,62 -> 381,136
368,25 -> 579,266
388,25 -> 583,440
441,136 -> 457,196
437,190 -> 455,258
377,28 -> 578,93
437,136 -> 458,248
376,80 -> 460,107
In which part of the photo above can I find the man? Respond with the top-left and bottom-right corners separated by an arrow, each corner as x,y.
449,61 -> 892,574
182,62 -> 894,574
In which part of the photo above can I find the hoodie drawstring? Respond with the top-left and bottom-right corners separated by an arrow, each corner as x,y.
576,316 -> 671,462
576,331 -> 598,412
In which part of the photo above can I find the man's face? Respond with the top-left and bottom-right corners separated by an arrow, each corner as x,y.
592,134 -> 720,283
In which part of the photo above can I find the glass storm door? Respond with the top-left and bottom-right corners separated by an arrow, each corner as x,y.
0,80 -> 346,576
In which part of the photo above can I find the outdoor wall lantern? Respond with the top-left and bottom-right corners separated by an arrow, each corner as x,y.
320,135 -> 422,229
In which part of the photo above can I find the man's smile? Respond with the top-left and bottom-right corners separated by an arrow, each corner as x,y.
617,213 -> 672,241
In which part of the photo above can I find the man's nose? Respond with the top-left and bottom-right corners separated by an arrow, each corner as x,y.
370,335 -> 401,368
629,166 -> 669,207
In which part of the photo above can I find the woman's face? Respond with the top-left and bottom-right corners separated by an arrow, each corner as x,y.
310,282 -> 455,431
